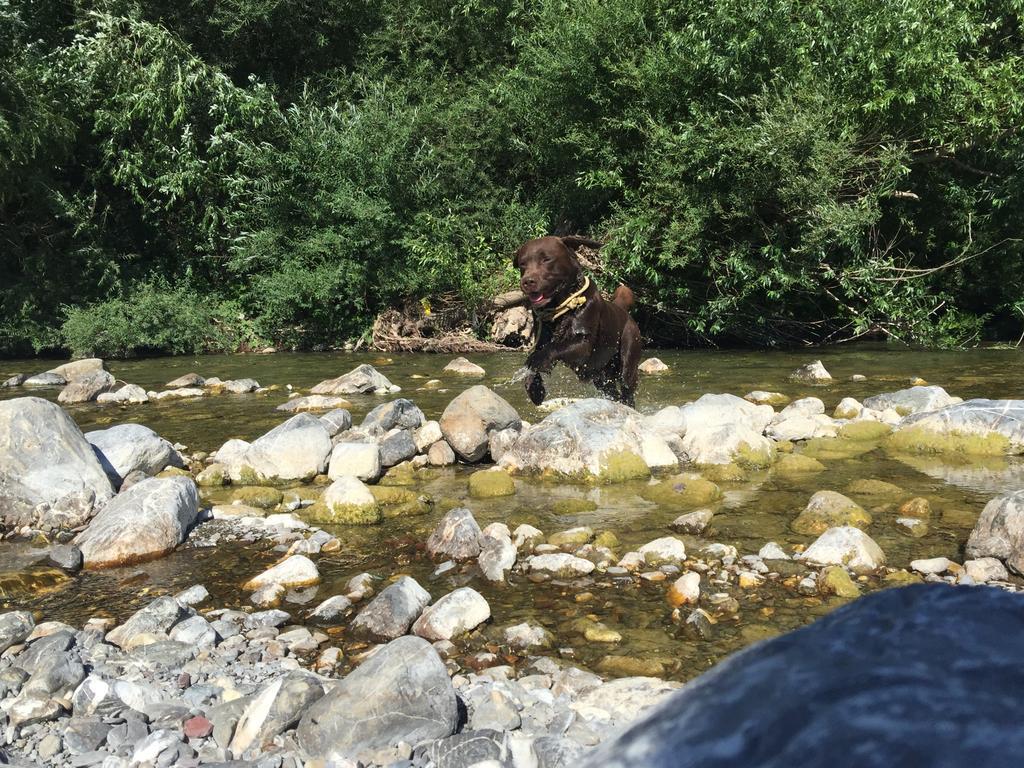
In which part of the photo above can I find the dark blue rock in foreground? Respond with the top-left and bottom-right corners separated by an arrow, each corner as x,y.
583,584 -> 1024,768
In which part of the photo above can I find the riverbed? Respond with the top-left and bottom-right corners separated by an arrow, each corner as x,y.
2,344 -> 1023,682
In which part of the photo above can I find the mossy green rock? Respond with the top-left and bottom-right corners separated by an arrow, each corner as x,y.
597,450 -> 650,483
641,476 -> 722,508
369,486 -> 417,506
380,462 -> 418,486
838,421 -> 892,441
886,426 -> 1010,456
156,466 -> 191,479
883,570 -> 924,586
801,437 -> 878,461
551,498 -> 599,515
468,470 -> 515,498
791,490 -> 872,535
301,501 -> 382,525
819,566 -> 860,598
846,478 -> 904,497
735,441 -> 776,469
774,454 -> 827,475
548,527 -> 593,548
597,655 -> 666,678
699,463 -> 747,483
382,496 -> 432,518
231,486 -> 284,509
594,530 -> 620,550
195,463 -> 227,487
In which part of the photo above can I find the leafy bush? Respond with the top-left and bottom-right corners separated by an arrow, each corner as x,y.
61,282 -> 263,358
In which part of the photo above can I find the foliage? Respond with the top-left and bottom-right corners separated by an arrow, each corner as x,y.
2,0 -> 1024,356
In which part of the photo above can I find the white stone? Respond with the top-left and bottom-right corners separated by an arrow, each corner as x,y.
328,442 -> 382,482
758,542 -> 791,560
799,526 -> 886,574
244,555 -> 320,590
638,358 -> 669,374
443,357 -> 486,375
414,420 -> 443,452
526,553 -> 595,577
412,588 -> 491,641
910,557 -> 953,575
638,537 -> 687,566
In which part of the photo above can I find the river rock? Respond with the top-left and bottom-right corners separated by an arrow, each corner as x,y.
57,369 -> 115,403
790,360 -> 832,382
504,622 -> 554,649
349,576 -> 431,641
228,413 -> 333,483
1,373 -> 27,387
791,491 -> 872,535
379,428 -> 418,467
580,585 -> 1024,768
220,377 -> 259,393
414,420 -> 443,451
96,383 -> 149,404
149,386 -> 205,400
277,394 -> 352,413
412,587 -> 491,641
964,557 -> 1009,583
744,391 -> 790,406
75,477 -> 199,568
297,635 -> 457,760
47,358 -> 105,381
229,671 -> 325,754
888,399 -> 1024,455
0,397 -> 114,526
500,398 -> 676,480
671,510 -> 714,534
362,399 -> 425,434
427,507 -> 483,560
23,372 -> 66,387
667,572 -> 701,607
444,357 -> 486,375
320,408 -> 354,436
47,543 -> 84,572
966,490 -> 1024,574
306,476 -> 380,525
639,357 -> 669,374
639,537 -> 687,566
863,385 -> 960,416
799,526 -> 886,574
670,394 -> 776,466
310,595 -> 353,621
468,469 -> 515,498
311,364 -> 398,395
526,553 -> 595,577
428,440 -> 457,466
487,427 -> 520,463
0,611 -> 35,653
440,385 -> 521,462
478,530 -> 516,582
328,441 -> 382,482
85,423 -> 183,488
106,596 -> 190,650
166,372 -> 205,388
244,555 -> 320,590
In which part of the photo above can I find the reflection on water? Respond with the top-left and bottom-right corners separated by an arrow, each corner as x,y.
2,343 -> 1023,680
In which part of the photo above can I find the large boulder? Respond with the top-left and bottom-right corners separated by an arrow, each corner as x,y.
500,398 -> 677,481
47,358 -> 106,381
57,369 -> 115,404
296,635 -> 457,761
580,585 -> 1024,768
227,414 -> 333,484
0,397 -> 114,526
440,385 -> 521,462
310,364 -> 398,395
791,491 -> 871,536
888,399 -> 1024,455
85,424 -> 183,488
74,477 -> 200,568
966,490 -> 1024,575
863,386 -> 961,416
656,394 -> 775,467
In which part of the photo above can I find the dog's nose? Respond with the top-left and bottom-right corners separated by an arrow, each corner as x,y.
521,276 -> 536,291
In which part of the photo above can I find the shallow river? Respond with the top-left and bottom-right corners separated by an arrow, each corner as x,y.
2,344 -> 1023,680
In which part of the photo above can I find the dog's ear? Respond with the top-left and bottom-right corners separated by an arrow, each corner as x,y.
512,244 -> 524,268
560,235 -> 603,250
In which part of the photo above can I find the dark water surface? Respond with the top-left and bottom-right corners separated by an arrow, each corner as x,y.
2,344 -> 1023,680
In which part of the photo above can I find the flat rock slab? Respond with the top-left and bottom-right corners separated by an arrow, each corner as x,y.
580,584 -> 1024,768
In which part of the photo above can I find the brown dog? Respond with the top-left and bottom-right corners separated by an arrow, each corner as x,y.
514,235 -> 642,407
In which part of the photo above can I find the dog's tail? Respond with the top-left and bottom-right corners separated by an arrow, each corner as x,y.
611,284 -> 635,312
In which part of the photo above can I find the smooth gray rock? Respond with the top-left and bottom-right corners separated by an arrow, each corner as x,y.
319,409 -> 353,436
427,507 -> 483,561
58,369 -> 115,404
106,596 -> 190,650
23,372 -> 66,387
350,576 -> 430,641
311,364 -> 397,395
75,477 -> 200,567
0,611 -> 35,653
0,397 -> 114,525
228,413 -> 333,483
966,490 -> 1024,575
297,635 -> 457,760
863,386 -> 960,416
229,671 -> 325,753
439,385 -> 521,462
422,730 -> 505,767
22,654 -> 85,698
85,424 -> 182,487
47,543 -> 84,572
64,718 -> 111,754
362,399 -> 425,433
580,585 -> 1024,768
893,399 -> 1024,454
379,429 -> 418,468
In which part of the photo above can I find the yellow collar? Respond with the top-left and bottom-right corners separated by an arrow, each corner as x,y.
538,275 -> 590,321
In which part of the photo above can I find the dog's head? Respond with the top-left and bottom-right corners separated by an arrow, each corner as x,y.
513,236 -> 602,309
